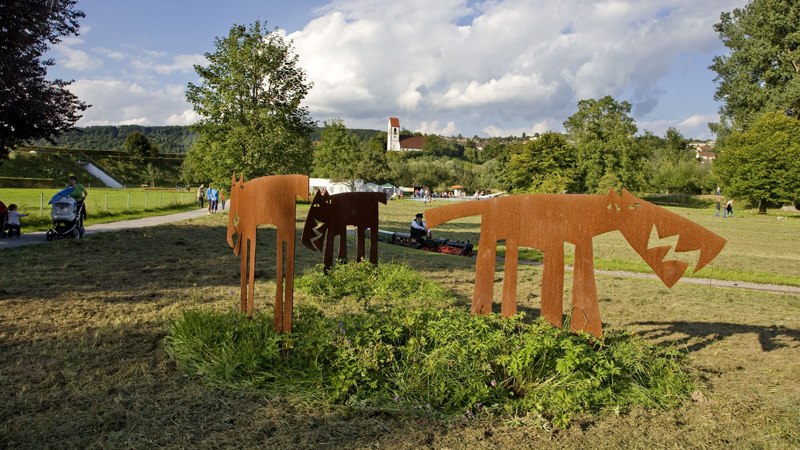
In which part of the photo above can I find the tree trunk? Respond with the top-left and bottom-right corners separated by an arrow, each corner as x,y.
758,199 -> 767,214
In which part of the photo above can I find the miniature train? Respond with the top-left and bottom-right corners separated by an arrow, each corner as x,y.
377,229 -> 474,256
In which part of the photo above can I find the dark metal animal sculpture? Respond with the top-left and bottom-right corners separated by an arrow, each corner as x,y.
227,174 -> 309,332
425,189 -> 727,338
301,190 -> 387,271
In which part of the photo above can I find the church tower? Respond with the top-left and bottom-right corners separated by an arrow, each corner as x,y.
387,117 -> 400,151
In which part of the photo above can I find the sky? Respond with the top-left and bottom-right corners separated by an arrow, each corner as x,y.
47,0 -> 749,140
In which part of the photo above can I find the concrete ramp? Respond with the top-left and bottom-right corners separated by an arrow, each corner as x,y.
79,160 -> 124,188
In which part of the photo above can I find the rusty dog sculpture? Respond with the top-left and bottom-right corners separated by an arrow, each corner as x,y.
227,174 -> 309,332
425,189 -> 726,338
301,190 -> 387,271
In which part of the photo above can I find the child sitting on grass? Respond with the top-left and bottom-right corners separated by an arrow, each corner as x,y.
5,204 -> 27,237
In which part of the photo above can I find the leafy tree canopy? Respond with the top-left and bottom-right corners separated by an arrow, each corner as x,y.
184,20 -> 315,185
504,132 -> 577,193
0,0 -> 88,160
714,111 -> 800,212
124,131 -> 158,158
710,0 -> 800,128
563,96 -> 650,193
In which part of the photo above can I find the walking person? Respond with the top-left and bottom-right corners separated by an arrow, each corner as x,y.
197,184 -> 205,208
206,184 -> 213,213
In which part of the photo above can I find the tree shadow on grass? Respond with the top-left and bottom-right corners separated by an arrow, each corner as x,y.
633,320 -> 800,352
641,194 -> 715,209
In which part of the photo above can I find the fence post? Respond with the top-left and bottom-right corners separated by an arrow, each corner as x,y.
105,192 -> 108,211
127,192 -> 130,210
40,193 -> 43,214
145,192 -> 148,209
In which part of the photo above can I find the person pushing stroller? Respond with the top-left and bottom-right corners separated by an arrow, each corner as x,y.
68,175 -> 88,220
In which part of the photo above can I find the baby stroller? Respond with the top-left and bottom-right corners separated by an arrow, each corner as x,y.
46,195 -> 85,240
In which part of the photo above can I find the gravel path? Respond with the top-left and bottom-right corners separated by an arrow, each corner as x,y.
0,207 -> 211,250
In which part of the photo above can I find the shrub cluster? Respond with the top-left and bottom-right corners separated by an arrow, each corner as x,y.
165,263 -> 693,428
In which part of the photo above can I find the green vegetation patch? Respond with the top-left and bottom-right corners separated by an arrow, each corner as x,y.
166,263 -> 693,429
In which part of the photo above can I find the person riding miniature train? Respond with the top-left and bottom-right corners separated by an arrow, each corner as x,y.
410,213 -> 431,248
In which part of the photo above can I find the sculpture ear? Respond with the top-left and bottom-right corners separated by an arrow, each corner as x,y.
606,189 -> 621,213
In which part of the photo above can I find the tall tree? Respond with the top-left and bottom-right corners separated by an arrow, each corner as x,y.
124,131 -> 157,159
714,111 -> 800,213
312,120 -> 390,189
504,132 -> 577,193
710,0 -> 800,128
184,20 -> 314,185
563,96 -> 650,193
312,119 -> 361,190
0,0 -> 88,160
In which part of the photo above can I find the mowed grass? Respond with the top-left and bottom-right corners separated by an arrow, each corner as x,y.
1,197 -> 799,448
1,187 -> 199,231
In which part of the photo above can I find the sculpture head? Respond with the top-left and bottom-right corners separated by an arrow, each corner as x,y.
227,173 -> 244,254
301,189 -> 333,252
607,189 -> 726,287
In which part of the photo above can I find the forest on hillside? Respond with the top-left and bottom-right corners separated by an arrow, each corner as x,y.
31,125 -> 382,154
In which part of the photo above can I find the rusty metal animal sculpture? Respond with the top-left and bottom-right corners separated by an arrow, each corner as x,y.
425,189 -> 726,338
301,190 -> 387,271
227,174 -> 309,332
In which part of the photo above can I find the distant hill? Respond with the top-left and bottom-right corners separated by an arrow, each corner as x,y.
32,125 -> 198,155
33,125 -> 384,155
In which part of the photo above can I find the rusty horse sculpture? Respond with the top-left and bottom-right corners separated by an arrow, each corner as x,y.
227,174 -> 309,332
425,189 -> 726,338
301,190 -> 387,271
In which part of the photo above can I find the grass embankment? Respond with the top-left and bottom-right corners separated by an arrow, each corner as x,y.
2,187 -> 199,231
1,198 -> 799,448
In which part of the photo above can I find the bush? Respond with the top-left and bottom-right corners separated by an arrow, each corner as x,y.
166,263 -> 693,428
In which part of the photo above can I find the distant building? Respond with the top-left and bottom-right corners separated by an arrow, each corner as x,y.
689,141 -> 717,164
387,117 -> 424,152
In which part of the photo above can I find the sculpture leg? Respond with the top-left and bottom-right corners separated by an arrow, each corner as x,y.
369,226 -> 379,264
472,232 -> 497,315
323,232 -> 334,272
356,227 -> 366,262
283,239 -> 294,333
247,238 -> 257,318
275,238 -> 285,332
501,239 -> 518,317
570,241 -> 603,338
541,244 -> 565,328
240,241 -> 249,314
337,232 -> 347,263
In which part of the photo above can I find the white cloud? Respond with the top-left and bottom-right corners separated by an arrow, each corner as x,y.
68,79 -> 195,126
678,114 -> 718,128
289,0 -> 745,136
166,110 -> 202,126
417,120 -> 458,136
51,0 -> 747,137
58,47 -> 103,72
152,54 -> 207,75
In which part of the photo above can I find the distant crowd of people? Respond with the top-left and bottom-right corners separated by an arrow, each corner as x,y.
196,183 -> 226,213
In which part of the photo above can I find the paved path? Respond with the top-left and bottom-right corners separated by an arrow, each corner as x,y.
3,207 -> 798,296
0,207 -> 213,250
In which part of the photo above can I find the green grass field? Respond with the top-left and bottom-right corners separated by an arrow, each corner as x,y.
1,196 -> 799,448
2,187 -> 199,231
